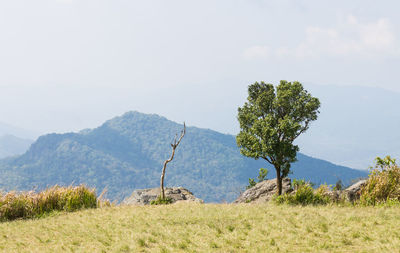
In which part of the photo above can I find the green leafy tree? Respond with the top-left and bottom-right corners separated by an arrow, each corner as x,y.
236,80 -> 320,195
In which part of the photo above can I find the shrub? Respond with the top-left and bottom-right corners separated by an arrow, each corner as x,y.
150,196 -> 173,205
246,168 -> 268,189
0,185 -> 98,221
333,180 -> 343,191
246,178 -> 257,190
0,192 -> 33,221
274,183 -> 330,206
292,179 -> 307,191
360,156 -> 400,205
315,184 -> 331,196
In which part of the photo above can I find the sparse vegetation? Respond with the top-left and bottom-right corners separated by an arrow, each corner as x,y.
360,156 -> 400,205
274,183 -> 330,205
333,179 -> 344,191
292,178 -> 307,190
271,156 -> 400,207
246,168 -> 268,189
150,196 -> 173,205
0,185 -> 100,221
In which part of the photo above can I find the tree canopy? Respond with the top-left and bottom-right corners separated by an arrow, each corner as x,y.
236,80 -> 321,194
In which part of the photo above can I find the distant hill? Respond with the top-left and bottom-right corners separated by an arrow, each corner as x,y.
0,135 -> 33,158
0,111 -> 367,202
0,121 -> 39,140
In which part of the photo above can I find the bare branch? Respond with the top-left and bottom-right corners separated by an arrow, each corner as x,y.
175,122 -> 186,147
160,122 -> 186,200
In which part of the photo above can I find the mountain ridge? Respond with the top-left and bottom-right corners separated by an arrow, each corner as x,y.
0,111 -> 367,202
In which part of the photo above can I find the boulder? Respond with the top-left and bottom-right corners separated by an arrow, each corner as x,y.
122,187 -> 204,205
234,178 -> 293,203
325,190 -> 342,202
344,179 -> 367,202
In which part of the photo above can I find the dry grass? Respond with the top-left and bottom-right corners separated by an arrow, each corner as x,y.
361,157 -> 400,205
0,203 -> 400,252
0,185 -> 99,221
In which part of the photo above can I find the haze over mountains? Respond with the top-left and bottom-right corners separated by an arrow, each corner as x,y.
0,135 -> 33,159
0,1 -> 399,172
0,84 -> 397,170
0,111 -> 366,202
0,122 -> 38,140
298,84 -> 400,169
0,122 -> 35,158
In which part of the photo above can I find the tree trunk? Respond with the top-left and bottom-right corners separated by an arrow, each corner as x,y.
159,123 -> 186,200
275,167 -> 282,195
160,164 -> 166,199
160,149 -> 175,200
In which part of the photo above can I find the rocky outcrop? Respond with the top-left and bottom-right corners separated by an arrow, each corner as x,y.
323,190 -> 342,202
344,179 -> 367,202
234,178 -> 293,203
122,187 -> 204,205
234,178 -> 368,204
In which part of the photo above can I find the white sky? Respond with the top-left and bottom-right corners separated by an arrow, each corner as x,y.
1,0 -> 400,135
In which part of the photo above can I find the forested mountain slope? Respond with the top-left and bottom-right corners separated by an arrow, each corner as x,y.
0,112 -> 367,202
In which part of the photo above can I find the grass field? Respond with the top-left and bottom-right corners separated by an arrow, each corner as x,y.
0,203 -> 399,252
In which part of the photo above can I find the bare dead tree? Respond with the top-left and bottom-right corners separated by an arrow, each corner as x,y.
160,122 -> 186,200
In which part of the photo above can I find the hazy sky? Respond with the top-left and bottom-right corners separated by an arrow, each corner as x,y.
1,0 -> 400,135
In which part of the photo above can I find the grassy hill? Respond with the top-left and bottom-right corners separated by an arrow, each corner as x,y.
0,204 -> 399,252
0,111 -> 367,202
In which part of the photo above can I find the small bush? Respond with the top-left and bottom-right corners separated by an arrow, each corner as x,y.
150,196 -> 173,205
333,180 -> 344,191
0,192 -> 32,221
292,179 -> 307,191
315,184 -> 331,196
0,185 -> 98,221
246,168 -> 268,189
360,156 -> 400,205
246,178 -> 257,190
274,184 -> 330,205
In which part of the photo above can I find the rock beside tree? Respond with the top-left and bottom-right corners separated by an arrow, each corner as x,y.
234,178 -> 368,204
344,179 -> 367,202
234,178 -> 293,203
122,187 -> 204,205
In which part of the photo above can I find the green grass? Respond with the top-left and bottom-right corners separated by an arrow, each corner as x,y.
0,203 -> 400,252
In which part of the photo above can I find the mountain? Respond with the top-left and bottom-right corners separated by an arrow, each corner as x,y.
296,84 -> 400,170
0,135 -> 34,158
0,122 -> 36,158
0,111 -> 367,202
